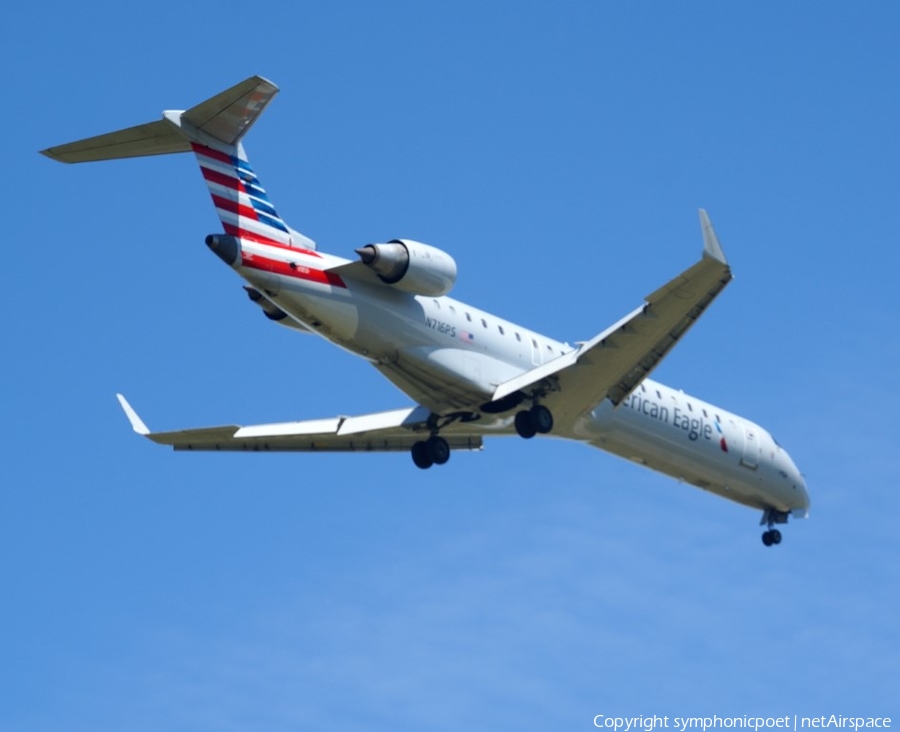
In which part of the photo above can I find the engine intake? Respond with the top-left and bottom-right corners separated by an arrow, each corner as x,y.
355,239 -> 457,296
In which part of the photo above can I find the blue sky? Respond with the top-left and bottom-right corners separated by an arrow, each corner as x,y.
4,2 -> 899,729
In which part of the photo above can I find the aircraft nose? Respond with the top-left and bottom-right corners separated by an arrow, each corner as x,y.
777,443 -> 810,515
787,459 -> 810,515
796,473 -> 810,509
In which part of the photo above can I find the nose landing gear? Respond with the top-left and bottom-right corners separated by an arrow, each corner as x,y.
761,529 -> 782,546
760,508 -> 789,547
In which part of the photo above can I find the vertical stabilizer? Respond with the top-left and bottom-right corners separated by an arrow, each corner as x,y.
163,77 -> 301,248
41,76 -> 316,250
188,141 -> 297,248
179,76 -> 279,146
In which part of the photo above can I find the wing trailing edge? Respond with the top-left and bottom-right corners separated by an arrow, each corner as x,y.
114,395 -> 483,453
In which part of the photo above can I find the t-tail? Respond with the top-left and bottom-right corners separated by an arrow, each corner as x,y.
41,76 -> 315,250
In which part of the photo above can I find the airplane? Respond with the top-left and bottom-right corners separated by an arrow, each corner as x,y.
42,75 -> 809,546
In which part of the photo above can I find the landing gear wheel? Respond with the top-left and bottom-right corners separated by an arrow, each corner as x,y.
761,529 -> 784,546
760,508 -> 789,547
426,435 -> 450,465
514,410 -> 537,439
530,404 -> 553,434
411,440 -> 433,469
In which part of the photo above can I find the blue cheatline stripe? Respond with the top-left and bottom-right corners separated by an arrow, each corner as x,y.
247,196 -> 279,218
243,181 -> 272,200
230,156 -> 289,229
235,157 -> 254,173
254,208 -> 290,232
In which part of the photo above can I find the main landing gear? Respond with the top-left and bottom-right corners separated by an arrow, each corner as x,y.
760,508 -> 789,547
514,404 -> 554,439
409,402 -> 554,469
411,435 -> 450,470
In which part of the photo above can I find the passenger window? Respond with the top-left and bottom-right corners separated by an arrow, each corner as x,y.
498,325 -> 505,335
481,318 -> 488,329
433,299 -> 440,309
515,332 -> 522,342
466,312 -> 472,322
449,305 -> 456,315
688,403 -> 693,412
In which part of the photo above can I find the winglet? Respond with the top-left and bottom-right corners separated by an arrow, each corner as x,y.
699,209 -> 728,264
116,393 -> 150,435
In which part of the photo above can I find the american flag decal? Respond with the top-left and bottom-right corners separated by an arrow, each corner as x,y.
459,330 -> 474,344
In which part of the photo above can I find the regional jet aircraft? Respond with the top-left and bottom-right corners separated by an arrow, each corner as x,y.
42,76 -> 809,546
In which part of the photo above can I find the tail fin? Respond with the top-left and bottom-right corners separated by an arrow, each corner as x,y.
41,76 -> 314,250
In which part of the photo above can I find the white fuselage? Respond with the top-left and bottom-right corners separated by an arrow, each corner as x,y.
231,237 -> 809,517
43,74 -> 809,544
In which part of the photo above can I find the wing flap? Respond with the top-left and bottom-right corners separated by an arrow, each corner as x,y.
337,406 -> 431,436
236,418 -> 342,438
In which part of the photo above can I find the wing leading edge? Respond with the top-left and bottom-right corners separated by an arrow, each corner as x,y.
494,210 -> 733,424
115,395 -> 484,452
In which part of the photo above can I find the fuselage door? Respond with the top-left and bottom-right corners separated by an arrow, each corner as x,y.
740,424 -> 760,469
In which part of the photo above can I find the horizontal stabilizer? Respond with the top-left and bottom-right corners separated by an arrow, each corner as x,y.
180,75 -> 278,145
41,76 -> 279,163
41,120 -> 190,163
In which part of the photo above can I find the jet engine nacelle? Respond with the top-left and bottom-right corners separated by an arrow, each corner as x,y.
355,239 -> 457,296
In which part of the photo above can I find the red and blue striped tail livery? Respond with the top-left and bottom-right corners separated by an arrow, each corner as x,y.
192,142 -> 293,248
40,75 -> 315,250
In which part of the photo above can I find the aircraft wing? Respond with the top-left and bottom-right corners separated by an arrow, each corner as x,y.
116,395 -> 484,452
493,210 -> 733,424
